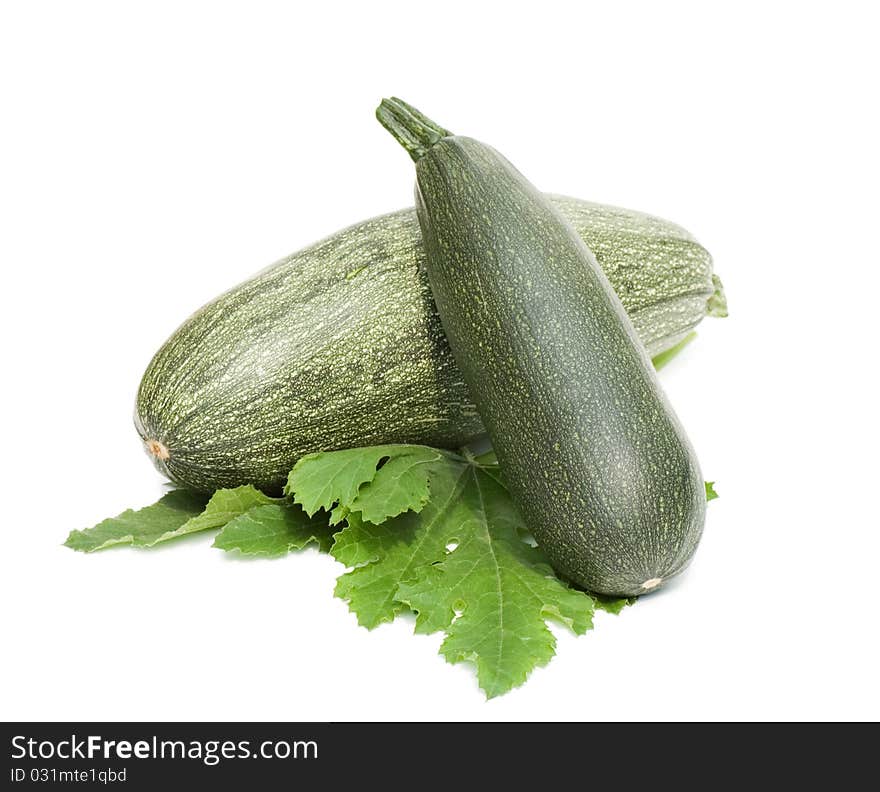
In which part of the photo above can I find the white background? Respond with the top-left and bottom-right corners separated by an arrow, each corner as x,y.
2,1 -> 878,721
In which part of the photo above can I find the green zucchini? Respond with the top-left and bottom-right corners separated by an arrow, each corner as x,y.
136,183 -> 724,496
377,98 -> 706,596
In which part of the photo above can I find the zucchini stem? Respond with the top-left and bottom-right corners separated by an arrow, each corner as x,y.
376,97 -> 452,162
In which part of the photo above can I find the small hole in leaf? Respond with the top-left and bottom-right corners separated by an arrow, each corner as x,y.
445,541 -> 459,553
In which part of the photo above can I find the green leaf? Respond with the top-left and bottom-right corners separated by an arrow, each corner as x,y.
707,273 -> 728,318
306,446 -> 596,698
288,444 -> 443,525
154,485 -> 278,543
651,332 -> 697,371
593,595 -> 636,614
64,485 -> 275,552
352,447 -> 442,524
705,481 -> 719,501
64,490 -> 209,552
213,503 -> 334,557
332,510 -> 446,628
331,512 -> 408,571
394,463 -> 595,698
470,449 -> 498,466
329,454 -> 471,627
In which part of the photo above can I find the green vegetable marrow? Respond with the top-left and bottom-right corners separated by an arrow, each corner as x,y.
377,98 -> 706,596
136,171 -> 724,495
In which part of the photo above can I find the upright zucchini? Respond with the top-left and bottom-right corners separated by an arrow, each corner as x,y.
377,98 -> 706,596
137,183 -> 724,495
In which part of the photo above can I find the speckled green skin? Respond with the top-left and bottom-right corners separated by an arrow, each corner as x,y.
411,138 -> 706,596
136,197 -> 715,495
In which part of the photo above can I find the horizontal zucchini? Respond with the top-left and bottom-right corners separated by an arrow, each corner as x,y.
378,97 -> 706,596
136,194 -> 723,494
